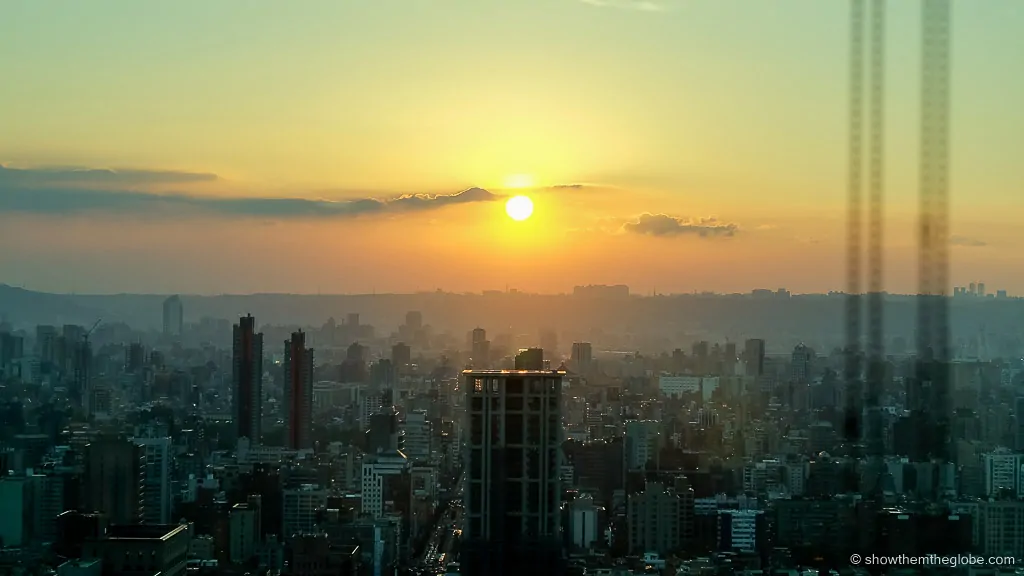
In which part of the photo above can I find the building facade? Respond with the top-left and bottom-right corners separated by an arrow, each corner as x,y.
462,369 -> 565,576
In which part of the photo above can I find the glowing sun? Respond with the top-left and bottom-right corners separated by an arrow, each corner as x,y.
505,195 -> 534,221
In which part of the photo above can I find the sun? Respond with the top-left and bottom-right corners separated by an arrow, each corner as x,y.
505,195 -> 534,221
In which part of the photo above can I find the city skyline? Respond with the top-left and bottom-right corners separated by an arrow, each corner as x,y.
4,2 -> 1024,574
2,0 -> 1023,295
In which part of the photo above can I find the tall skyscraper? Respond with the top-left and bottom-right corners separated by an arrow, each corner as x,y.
391,342 -> 411,372
471,327 -> 490,369
283,330 -> 314,450
744,338 -> 765,377
570,342 -> 593,374
73,339 -> 92,414
233,314 -> 264,444
463,369 -> 565,575
162,295 -> 184,338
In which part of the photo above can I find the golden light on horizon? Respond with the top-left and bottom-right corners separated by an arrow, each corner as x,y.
503,174 -> 535,189
505,195 -> 534,221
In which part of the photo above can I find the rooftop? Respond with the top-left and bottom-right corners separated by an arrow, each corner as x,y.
104,524 -> 189,541
462,369 -> 566,376
59,559 -> 101,568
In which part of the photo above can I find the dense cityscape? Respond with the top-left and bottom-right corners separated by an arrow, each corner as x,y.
2,0 -> 1022,574
0,283 -> 1022,575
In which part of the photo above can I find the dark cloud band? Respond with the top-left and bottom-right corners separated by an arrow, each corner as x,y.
0,165 -> 217,186
623,213 -> 738,238
0,186 -> 498,218
0,164 -> 500,217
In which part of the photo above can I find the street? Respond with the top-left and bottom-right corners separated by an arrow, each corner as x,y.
412,470 -> 464,575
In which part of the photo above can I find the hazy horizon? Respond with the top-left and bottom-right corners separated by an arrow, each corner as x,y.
2,282 -> 1014,299
2,0 -> 1022,295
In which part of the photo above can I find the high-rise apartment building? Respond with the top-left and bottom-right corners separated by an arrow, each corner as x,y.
400,410 -> 431,462
73,339 -> 92,414
35,325 -> 59,367
744,338 -> 766,377
570,342 -> 593,375
283,331 -> 314,450
162,295 -> 184,338
83,439 -> 145,525
624,420 -> 662,471
391,342 -> 411,372
470,328 -> 490,369
133,436 -> 173,525
233,315 -> 264,444
360,450 -> 411,519
282,485 -> 328,538
790,344 -> 815,384
627,481 -> 683,555
463,369 -> 565,575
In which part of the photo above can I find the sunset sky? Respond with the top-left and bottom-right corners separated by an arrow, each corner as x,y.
1,0 -> 1022,295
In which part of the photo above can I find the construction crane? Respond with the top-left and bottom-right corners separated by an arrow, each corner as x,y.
73,319 -> 101,415
83,319 -> 101,343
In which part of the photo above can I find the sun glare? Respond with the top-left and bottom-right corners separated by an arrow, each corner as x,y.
505,195 -> 534,221
503,174 -> 535,189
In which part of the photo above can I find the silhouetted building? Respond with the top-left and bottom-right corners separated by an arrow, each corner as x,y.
391,342 -> 411,372
463,369 -> 565,576
744,339 -> 765,377
471,328 -> 490,369
73,339 -> 93,414
162,295 -> 183,338
571,342 -> 593,375
54,511 -> 108,561
367,409 -> 400,454
82,524 -> 190,576
406,311 -> 422,329
83,439 -> 145,525
339,342 -> 368,383
284,330 -> 314,450
125,342 -> 145,373
233,314 -> 264,443
514,348 -> 544,370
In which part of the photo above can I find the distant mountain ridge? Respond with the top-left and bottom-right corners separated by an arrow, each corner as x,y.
2,284 -> 1021,356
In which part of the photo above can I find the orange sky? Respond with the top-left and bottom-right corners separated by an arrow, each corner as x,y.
1,0 -> 1022,294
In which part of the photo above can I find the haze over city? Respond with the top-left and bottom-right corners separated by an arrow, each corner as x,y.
4,2 -> 1024,576
2,0 -> 1023,295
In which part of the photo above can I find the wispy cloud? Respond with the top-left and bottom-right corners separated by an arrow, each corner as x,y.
622,213 -> 738,238
0,164 -> 217,186
579,0 -> 666,12
0,185 -> 499,219
950,235 -> 987,247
